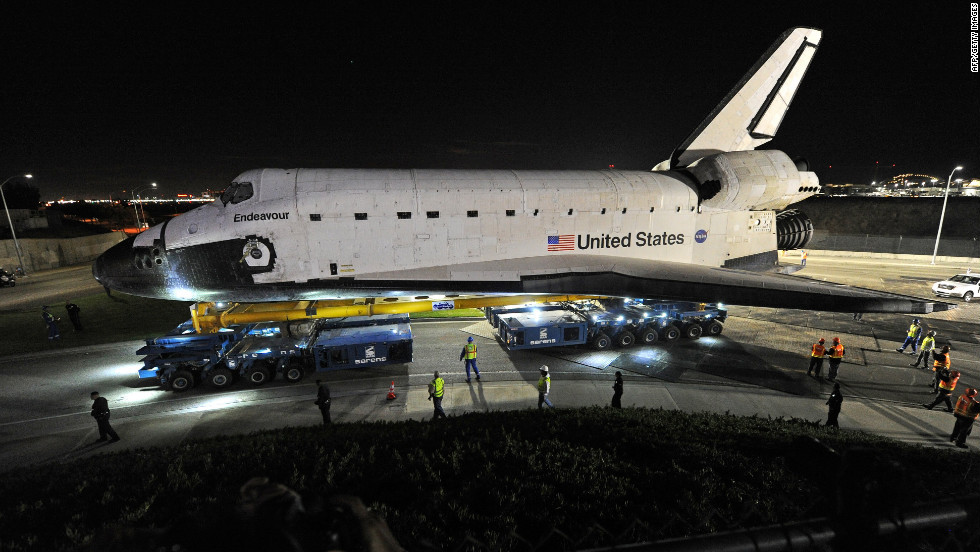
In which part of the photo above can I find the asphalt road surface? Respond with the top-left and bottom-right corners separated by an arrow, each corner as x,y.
1,254 -> 977,472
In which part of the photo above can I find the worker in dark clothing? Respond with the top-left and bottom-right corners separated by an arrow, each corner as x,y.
314,379 -> 331,424
950,388 -> 980,448
65,300 -> 82,331
825,383 -> 843,428
807,338 -> 826,378
90,391 -> 120,442
611,371 -> 623,408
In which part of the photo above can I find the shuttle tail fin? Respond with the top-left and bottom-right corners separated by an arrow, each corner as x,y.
654,27 -> 822,170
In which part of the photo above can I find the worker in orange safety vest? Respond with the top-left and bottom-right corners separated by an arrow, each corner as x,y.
950,388 -> 980,448
807,338 -> 827,378
925,367 -> 959,412
826,337 -> 845,381
930,345 -> 951,393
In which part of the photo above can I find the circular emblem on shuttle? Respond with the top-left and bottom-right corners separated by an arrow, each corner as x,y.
695,229 -> 708,243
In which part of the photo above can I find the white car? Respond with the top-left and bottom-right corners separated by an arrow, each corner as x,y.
932,273 -> 980,302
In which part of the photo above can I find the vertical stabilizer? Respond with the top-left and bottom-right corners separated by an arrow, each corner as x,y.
655,27 -> 822,170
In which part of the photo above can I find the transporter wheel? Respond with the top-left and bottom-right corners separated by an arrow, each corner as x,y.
661,325 -> 680,341
684,323 -> 703,339
207,367 -> 234,389
245,366 -> 271,386
615,331 -> 635,347
639,327 -> 659,344
170,369 -> 195,392
592,332 -> 612,350
965,291 -> 974,302
284,363 -> 305,383
703,320 -> 724,336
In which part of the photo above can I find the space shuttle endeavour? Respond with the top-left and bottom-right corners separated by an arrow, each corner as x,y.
93,28 -> 951,314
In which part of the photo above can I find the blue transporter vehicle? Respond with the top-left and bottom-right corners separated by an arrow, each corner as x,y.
137,320 -> 255,391
139,314 -> 413,391
489,299 -> 727,351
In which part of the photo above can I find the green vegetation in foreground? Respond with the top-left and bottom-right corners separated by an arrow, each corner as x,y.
0,292 -> 192,356
409,308 -> 484,319
2,408 -> 978,551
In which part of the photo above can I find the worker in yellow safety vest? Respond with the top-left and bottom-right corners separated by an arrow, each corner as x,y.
427,371 -> 447,420
910,330 -> 936,369
807,338 -> 826,378
459,336 -> 481,383
950,388 -> 980,448
537,365 -> 554,409
896,319 -> 922,353
826,337 -> 845,381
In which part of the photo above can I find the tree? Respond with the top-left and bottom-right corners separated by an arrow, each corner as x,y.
2,182 -> 41,210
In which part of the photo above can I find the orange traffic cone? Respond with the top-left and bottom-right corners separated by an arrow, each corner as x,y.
386,381 -> 397,400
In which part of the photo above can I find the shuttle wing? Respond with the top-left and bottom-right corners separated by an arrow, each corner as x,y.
354,256 -> 952,314
656,27 -> 822,170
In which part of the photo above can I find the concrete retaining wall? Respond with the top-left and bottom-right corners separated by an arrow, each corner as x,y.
0,232 -> 126,272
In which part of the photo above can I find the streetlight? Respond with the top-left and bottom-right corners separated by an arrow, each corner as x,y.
931,166 -> 963,265
0,173 -> 33,275
131,182 -> 157,231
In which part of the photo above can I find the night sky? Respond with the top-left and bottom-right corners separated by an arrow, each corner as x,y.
2,3 -> 977,201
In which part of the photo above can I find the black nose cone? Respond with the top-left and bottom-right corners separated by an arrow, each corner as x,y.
93,236 -> 138,292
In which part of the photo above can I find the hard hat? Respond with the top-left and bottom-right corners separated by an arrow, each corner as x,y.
540,365 -> 549,373
467,336 -> 473,342
967,388 -> 978,398
942,345 -> 950,352
818,338 -> 825,343
833,337 -> 840,343
951,370 -> 960,378
929,330 -> 936,336
912,318 -> 919,323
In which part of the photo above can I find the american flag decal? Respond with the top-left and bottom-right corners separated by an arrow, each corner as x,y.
547,234 -> 575,251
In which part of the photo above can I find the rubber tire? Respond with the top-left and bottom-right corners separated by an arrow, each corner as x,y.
661,325 -> 680,341
593,332 -> 612,350
639,327 -> 659,344
965,291 -> 974,302
684,324 -> 703,339
245,366 -> 270,386
207,367 -> 234,389
616,331 -> 635,347
703,320 -> 724,336
284,364 -> 304,383
170,369 -> 195,392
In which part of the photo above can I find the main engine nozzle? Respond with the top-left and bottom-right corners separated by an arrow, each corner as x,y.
776,209 -> 813,250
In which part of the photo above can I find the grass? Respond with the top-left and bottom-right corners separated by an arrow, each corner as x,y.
0,292 -> 193,356
409,308 -> 484,319
0,407 -> 977,552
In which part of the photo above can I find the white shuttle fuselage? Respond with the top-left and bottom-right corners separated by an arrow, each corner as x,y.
92,27 -> 952,313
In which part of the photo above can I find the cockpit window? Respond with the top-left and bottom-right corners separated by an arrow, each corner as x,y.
219,182 -> 255,206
